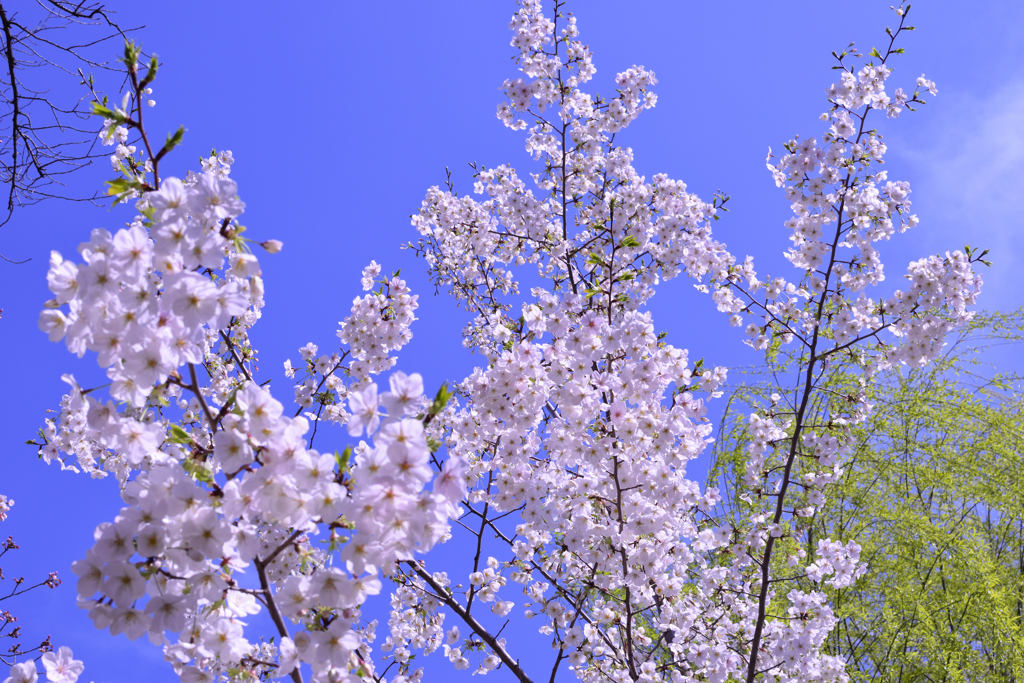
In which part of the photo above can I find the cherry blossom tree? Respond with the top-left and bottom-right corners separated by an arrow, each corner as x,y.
20,2 -> 985,683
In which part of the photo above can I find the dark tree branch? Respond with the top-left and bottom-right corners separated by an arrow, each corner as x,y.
0,0 -> 139,252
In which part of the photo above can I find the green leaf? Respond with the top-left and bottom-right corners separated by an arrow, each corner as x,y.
182,459 -> 213,483
139,54 -> 159,89
313,390 -> 336,406
166,424 -> 193,445
105,177 -> 143,205
619,234 -> 642,248
106,176 -> 134,194
157,126 -> 185,161
91,102 -> 118,120
335,446 -> 352,473
122,40 -> 141,69
429,381 -> 454,417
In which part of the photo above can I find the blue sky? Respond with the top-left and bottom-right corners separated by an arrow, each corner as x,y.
1,1 -> 1022,681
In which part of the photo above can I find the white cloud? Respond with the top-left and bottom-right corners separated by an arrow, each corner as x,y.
896,80 -> 1024,312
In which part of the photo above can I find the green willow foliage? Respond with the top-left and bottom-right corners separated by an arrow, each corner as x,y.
709,311 -> 1024,682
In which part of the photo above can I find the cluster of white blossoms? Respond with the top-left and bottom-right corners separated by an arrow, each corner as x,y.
3,648 -> 85,683
29,2 -> 985,683
713,56 -> 982,369
287,262 -> 421,420
35,93 -> 466,679
38,153 -> 251,480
